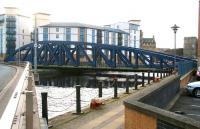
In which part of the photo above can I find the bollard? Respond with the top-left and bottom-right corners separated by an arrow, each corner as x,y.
125,77 -> 129,94
160,71 -> 163,79
26,91 -> 33,129
148,72 -> 150,84
76,85 -> 81,114
98,81 -> 102,98
27,76 -> 32,91
41,92 -> 48,124
153,72 -> 155,82
134,74 -> 138,90
113,79 -> 118,99
142,72 -> 145,87
163,71 -> 166,78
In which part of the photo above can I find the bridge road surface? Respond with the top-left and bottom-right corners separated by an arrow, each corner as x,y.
0,64 -> 23,118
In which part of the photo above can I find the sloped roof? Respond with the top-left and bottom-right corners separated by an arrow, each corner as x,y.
141,38 -> 156,44
40,22 -> 128,34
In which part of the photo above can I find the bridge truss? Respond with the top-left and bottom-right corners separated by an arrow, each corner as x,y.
11,41 -> 196,75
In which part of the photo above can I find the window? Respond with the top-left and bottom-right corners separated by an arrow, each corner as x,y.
66,28 -> 71,41
56,34 -> 59,39
92,29 -> 95,43
43,28 -> 48,41
124,34 -> 128,46
112,32 -> 115,45
79,28 -> 85,42
104,31 -> 109,44
56,28 -> 59,32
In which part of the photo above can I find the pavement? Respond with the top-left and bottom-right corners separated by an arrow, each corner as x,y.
170,91 -> 200,121
0,64 -> 23,118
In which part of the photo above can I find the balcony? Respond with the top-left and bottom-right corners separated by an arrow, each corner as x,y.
6,36 -> 16,41
6,23 -> 16,28
6,17 -> 16,22
6,30 -> 16,35
0,15 -> 5,23
0,18 -> 4,23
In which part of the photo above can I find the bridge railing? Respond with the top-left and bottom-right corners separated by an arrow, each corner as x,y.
177,60 -> 197,76
0,62 -> 36,129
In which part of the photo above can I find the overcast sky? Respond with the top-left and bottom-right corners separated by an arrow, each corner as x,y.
0,0 -> 198,48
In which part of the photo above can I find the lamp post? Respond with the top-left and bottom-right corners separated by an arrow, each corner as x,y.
171,24 -> 180,70
34,15 -> 37,73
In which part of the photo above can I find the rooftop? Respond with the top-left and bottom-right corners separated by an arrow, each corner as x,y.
40,22 -> 128,34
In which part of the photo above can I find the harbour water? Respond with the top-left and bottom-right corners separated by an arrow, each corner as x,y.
35,70 -> 148,118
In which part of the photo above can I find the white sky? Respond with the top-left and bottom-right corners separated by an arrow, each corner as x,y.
0,0 -> 198,48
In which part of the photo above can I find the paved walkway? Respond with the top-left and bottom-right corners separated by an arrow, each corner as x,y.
49,86 -> 147,129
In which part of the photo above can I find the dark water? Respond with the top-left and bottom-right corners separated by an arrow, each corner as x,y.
38,70 -> 141,88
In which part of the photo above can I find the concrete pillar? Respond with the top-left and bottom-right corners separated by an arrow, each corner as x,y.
26,91 -> 33,129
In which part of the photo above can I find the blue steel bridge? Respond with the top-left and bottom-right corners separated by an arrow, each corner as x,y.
11,41 -> 197,76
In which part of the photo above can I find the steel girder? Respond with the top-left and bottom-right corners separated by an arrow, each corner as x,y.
13,41 -> 196,70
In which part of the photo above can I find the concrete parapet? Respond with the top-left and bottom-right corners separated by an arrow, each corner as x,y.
124,74 -> 200,129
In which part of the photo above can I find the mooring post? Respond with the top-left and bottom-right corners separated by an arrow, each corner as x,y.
148,71 -> 150,84
26,91 -> 33,129
76,85 -> 81,114
163,70 -> 166,78
125,77 -> 129,94
113,79 -> 118,99
41,92 -> 48,124
142,72 -> 145,87
98,81 -> 102,98
135,74 -> 138,90
160,71 -> 163,79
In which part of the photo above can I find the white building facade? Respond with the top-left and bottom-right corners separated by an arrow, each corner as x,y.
0,7 -> 31,59
37,22 -> 129,47
108,20 -> 141,48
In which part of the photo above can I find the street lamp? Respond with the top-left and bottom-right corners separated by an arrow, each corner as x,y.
34,15 -> 37,73
171,24 -> 180,70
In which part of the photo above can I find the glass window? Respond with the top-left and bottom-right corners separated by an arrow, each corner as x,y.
43,28 -> 48,41
92,29 -> 95,43
104,31 -> 109,44
124,34 -> 128,46
56,28 -> 59,32
66,28 -> 71,41
112,32 -> 115,45
56,34 -> 59,38
79,28 -> 85,42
